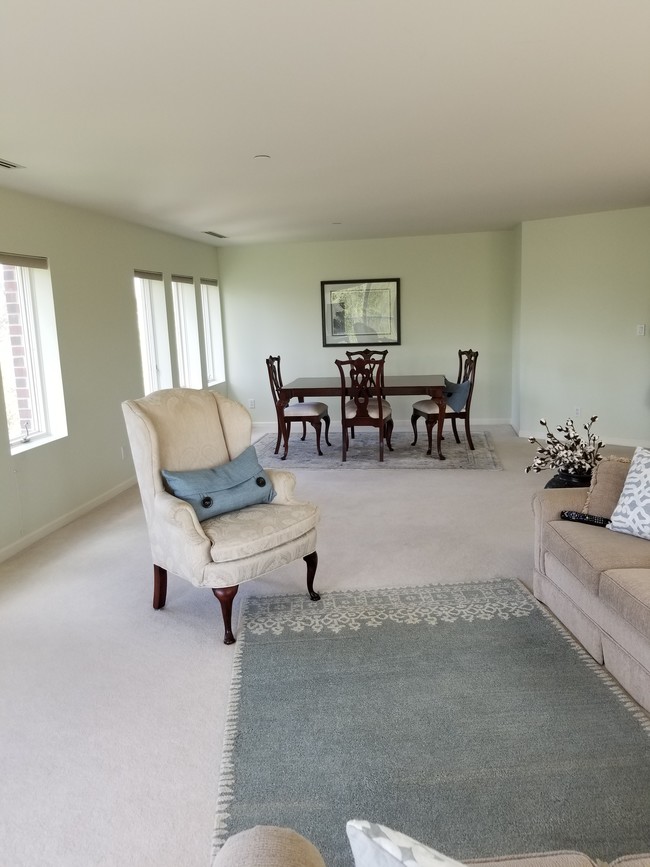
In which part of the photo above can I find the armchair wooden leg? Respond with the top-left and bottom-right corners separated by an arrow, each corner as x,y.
212,585 -> 239,645
304,551 -> 320,601
153,564 -> 167,609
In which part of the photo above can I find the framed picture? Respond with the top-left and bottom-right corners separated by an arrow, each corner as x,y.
320,278 -> 401,347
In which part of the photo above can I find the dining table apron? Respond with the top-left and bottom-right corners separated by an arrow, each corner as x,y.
278,374 -> 448,460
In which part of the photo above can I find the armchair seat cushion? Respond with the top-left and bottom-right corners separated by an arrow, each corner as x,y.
284,401 -> 328,418
203,501 -> 319,562
344,398 -> 392,420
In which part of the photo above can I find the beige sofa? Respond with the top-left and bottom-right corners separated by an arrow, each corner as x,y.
213,826 -> 650,867
531,456 -> 650,713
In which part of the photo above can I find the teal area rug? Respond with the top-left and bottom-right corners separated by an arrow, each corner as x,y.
254,430 -> 502,469
212,580 -> 650,866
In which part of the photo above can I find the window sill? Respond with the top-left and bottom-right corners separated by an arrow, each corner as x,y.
10,431 -> 67,456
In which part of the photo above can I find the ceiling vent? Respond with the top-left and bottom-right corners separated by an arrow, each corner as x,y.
0,157 -> 24,169
203,230 -> 228,239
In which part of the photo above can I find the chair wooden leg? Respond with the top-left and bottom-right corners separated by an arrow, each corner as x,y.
379,426 -> 384,462
425,418 -> 436,456
411,412 -> 419,446
324,414 -> 332,446
274,424 -> 282,455
451,417 -> 461,444
212,585 -> 239,645
281,421 -> 291,460
304,551 -> 320,601
386,418 -> 394,451
300,421 -> 307,441
465,416 -> 475,450
153,565 -> 167,609
342,425 -> 348,461
311,419 -> 323,455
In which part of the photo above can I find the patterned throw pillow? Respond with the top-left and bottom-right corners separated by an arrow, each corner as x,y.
346,820 -> 467,867
608,446 -> 650,541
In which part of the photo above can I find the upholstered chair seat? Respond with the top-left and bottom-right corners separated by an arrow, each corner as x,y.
283,401 -> 329,418
344,398 -> 393,420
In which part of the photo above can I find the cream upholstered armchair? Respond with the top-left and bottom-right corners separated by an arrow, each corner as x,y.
121,388 -> 320,644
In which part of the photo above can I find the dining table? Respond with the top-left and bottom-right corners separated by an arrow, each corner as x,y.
278,374 -> 448,459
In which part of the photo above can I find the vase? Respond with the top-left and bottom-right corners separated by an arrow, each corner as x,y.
544,469 -> 592,489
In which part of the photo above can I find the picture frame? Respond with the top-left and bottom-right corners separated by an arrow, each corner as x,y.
320,278 -> 401,347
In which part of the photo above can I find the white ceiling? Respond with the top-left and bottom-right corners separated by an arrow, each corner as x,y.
2,0 -> 650,246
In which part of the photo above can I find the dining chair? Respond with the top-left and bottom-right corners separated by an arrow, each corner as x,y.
266,355 -> 331,460
122,387 -> 321,645
345,348 -> 388,438
411,348 -> 479,454
335,356 -> 394,462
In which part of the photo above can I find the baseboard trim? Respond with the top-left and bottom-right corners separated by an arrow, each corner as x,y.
0,477 -> 136,564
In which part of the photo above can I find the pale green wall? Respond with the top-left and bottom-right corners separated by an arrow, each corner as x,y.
0,187 -> 219,559
518,206 -> 650,445
1,184 -> 648,563
218,232 -> 516,425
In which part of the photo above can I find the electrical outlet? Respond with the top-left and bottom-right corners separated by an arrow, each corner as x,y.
574,407 -> 581,418
637,324 -> 646,336
248,399 -> 255,409
121,445 -> 125,460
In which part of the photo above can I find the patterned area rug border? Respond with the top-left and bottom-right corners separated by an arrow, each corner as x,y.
253,430 -> 503,470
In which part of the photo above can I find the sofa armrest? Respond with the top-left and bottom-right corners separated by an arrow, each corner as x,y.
531,487 -> 589,575
213,826 -> 326,867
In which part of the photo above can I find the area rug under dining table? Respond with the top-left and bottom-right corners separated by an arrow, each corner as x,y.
253,430 -> 502,469
212,579 -> 650,867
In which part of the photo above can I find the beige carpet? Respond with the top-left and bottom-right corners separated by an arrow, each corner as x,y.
0,427 -> 635,867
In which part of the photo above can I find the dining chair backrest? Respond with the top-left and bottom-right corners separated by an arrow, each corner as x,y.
335,356 -> 386,422
266,355 -> 284,406
345,348 -> 388,393
455,349 -> 479,408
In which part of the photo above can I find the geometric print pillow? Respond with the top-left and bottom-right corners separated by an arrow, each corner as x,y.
346,820 -> 467,867
608,446 -> 650,541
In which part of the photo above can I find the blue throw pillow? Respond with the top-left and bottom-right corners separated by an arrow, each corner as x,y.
444,377 -> 471,412
161,445 -> 276,521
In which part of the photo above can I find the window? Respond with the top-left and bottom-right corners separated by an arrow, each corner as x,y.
171,276 -> 202,388
133,271 -> 173,394
201,279 -> 225,385
0,252 -> 67,452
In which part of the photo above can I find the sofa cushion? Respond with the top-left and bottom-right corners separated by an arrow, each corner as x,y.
544,520 -> 650,594
609,857 -> 650,867
468,854 -> 599,867
583,456 -> 631,518
599,569 -> 650,639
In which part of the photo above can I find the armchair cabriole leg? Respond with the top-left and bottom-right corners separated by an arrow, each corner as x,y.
153,565 -> 167,609
304,551 -> 320,601
213,585 -> 239,645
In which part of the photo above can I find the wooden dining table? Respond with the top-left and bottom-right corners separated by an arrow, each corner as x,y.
279,374 -> 448,459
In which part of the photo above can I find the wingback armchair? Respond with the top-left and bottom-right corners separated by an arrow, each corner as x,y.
122,388 -> 320,644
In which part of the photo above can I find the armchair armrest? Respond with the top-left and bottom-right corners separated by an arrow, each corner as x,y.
149,491 -> 212,582
265,468 -> 298,503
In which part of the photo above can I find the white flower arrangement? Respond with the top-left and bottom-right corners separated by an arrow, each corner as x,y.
525,415 -> 604,476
